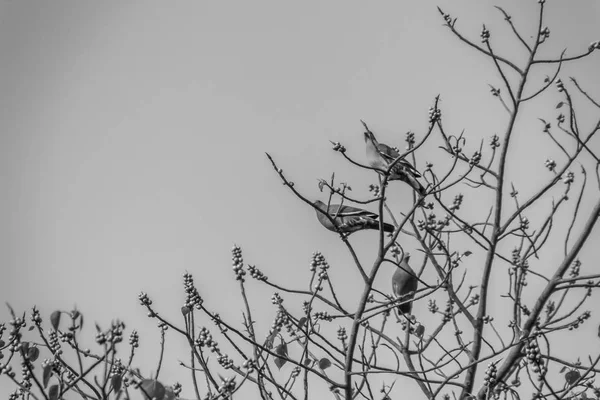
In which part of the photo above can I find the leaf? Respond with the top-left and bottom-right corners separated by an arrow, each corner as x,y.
48,385 -> 59,400
304,358 -> 312,367
274,341 -> 288,370
95,322 -> 102,333
559,366 -> 567,373
21,341 -> 30,354
317,179 -> 326,192
111,375 -> 122,392
556,102 -> 564,109
265,330 -> 278,349
565,370 -> 580,385
297,317 -> 307,330
5,302 -> 16,319
181,306 -> 191,316
0,340 -> 4,347
164,387 -> 176,400
50,311 -> 61,331
318,358 -> 332,370
415,324 -> 425,338
463,251 -> 472,257
140,379 -> 166,400
28,326 -> 35,331
597,324 -> 600,338
28,347 -> 40,362
43,365 -> 52,388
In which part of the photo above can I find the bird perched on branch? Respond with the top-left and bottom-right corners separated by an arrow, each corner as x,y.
364,130 -> 427,196
392,253 -> 418,316
313,200 -> 395,235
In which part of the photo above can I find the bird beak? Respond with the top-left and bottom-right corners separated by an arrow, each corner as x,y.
363,132 -> 371,142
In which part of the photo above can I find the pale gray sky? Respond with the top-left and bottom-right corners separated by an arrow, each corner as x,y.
1,1 -> 599,399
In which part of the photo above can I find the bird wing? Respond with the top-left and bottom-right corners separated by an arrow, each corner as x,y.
375,143 -> 422,178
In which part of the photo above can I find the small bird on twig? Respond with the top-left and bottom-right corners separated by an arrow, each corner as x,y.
313,200 -> 395,235
364,130 -> 427,196
392,253 -> 418,316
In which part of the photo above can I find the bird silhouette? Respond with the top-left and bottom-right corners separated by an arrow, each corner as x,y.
364,130 -> 427,196
391,253 -> 418,315
313,200 -> 395,234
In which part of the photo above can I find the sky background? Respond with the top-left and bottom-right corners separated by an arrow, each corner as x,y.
1,1 -> 599,399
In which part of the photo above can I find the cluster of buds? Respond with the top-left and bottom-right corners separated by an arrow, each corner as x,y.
483,362 -> 497,386
570,259 -> 581,278
272,309 -> 295,336
483,315 -> 494,324
129,330 -> 139,348
544,159 -> 556,172
314,311 -> 333,322
138,292 -> 152,306
30,307 -> 42,326
557,113 -> 565,124
196,327 -> 218,352
172,382 -> 182,397
490,134 -> 500,149
569,311 -> 591,330
519,216 -> 529,231
331,141 -> 346,153
489,86 -> 500,97
443,299 -> 454,322
217,353 -> 234,369
110,359 -> 125,377
302,301 -> 311,315
399,315 -> 418,333
291,366 -> 301,378
242,359 -> 256,373
428,299 -> 439,314
271,293 -> 283,305
589,41 -> 600,52
539,27 -> 550,42
231,245 -> 246,281
469,294 -> 480,306
480,25 -> 490,43
218,376 -> 236,396
428,107 -> 441,124
59,330 -> 74,343
19,361 -> 32,390
247,264 -> 267,281
556,79 -> 564,93
449,194 -> 463,212
368,184 -> 380,197
183,272 -> 203,310
563,171 -> 574,184
310,252 -> 329,272
48,331 -> 62,355
337,327 -> 348,349
442,12 -> 452,25
469,151 -> 481,166
405,131 -> 416,147
525,339 -> 547,379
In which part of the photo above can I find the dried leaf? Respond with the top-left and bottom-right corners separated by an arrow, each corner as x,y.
318,358 -> 332,370
50,311 -> 61,331
181,306 -> 191,316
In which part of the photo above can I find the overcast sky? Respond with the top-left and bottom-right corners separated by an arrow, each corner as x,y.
1,1 -> 599,399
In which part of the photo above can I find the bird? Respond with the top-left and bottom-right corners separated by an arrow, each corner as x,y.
364,130 -> 427,196
391,253 -> 418,316
313,200 -> 395,235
